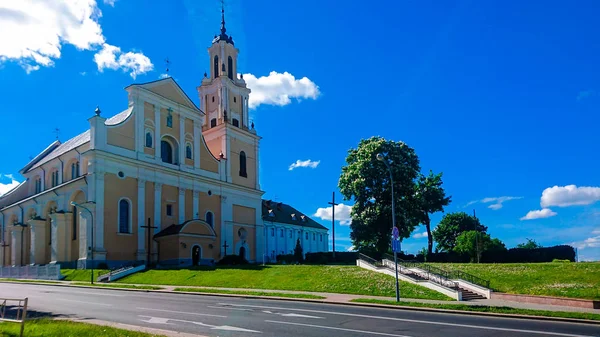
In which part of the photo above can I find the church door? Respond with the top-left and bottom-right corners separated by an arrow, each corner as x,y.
239,246 -> 246,260
192,246 -> 200,266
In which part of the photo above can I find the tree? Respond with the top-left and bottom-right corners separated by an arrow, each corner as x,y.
293,238 -> 303,263
517,238 -> 543,249
415,171 -> 451,255
454,230 -> 506,262
339,136 -> 421,257
432,212 -> 487,252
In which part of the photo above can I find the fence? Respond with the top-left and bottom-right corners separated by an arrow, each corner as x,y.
0,297 -> 28,337
383,254 -> 459,290
0,265 -> 62,280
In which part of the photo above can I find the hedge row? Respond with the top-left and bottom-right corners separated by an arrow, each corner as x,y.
424,245 -> 576,263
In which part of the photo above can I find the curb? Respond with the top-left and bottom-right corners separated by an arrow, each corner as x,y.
2,280 -> 598,326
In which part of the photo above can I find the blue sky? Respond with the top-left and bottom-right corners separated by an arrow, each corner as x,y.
1,0 -> 599,261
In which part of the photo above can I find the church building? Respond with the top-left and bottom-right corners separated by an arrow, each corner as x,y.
0,8 -> 328,269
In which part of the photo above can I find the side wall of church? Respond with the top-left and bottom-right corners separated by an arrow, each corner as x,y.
230,137 -> 256,189
104,173 -> 139,262
107,112 -> 136,150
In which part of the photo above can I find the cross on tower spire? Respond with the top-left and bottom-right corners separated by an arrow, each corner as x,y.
220,0 -> 226,34
53,128 -> 60,141
165,57 -> 171,76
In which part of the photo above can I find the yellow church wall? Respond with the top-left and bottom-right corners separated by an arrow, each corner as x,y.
144,102 -> 154,120
230,138 -> 256,189
107,113 -> 136,150
181,221 -> 213,236
160,107 -> 180,141
228,92 -> 242,116
185,189 -> 193,220
205,138 -> 221,160
157,236 -> 178,261
103,174 -> 138,262
233,205 -> 255,225
161,184 -> 179,229
199,192 -> 220,235
185,118 -> 193,135
144,181 -> 154,230
207,93 -> 218,113
200,138 -> 219,173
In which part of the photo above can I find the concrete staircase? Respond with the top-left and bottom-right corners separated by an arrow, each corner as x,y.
459,287 -> 486,301
97,264 -> 146,283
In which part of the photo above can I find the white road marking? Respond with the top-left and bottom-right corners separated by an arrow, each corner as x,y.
265,320 -> 413,337
262,310 -> 323,319
207,305 -> 253,311
139,315 -> 261,333
219,303 -> 596,337
136,307 -> 226,318
56,298 -> 112,307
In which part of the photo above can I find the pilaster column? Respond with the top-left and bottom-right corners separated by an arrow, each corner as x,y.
179,116 -> 185,165
49,215 -> 59,263
28,220 -> 46,265
193,121 -> 201,169
255,140 -> 260,189
154,105 -> 161,161
193,190 -> 200,219
220,196 -> 232,257
10,227 -> 21,266
254,200 -> 264,263
94,172 -> 105,252
77,211 -> 90,267
137,179 -> 146,259
178,187 -> 186,224
154,183 -> 162,235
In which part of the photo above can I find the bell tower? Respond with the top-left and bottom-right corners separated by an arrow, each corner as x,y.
198,3 -> 260,191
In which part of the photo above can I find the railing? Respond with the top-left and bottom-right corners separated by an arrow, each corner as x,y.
446,269 -> 490,289
0,297 -> 28,337
0,265 -> 62,280
358,253 -> 383,267
382,254 -> 458,290
97,263 -> 146,282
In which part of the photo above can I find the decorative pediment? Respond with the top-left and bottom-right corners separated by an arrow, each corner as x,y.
134,78 -> 199,111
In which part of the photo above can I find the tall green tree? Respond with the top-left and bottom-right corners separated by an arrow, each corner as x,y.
415,171 -> 451,255
516,238 -> 543,249
338,136 -> 421,257
432,212 -> 487,252
454,230 -> 506,262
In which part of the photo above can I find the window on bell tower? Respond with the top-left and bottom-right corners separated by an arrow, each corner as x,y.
213,55 -> 219,78
228,56 -> 233,80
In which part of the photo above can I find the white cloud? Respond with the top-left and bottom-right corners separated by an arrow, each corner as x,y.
243,71 -> 320,109
0,1 -> 152,78
159,73 -> 170,79
313,203 -> 352,226
0,174 -> 21,197
103,0 -> 117,6
520,208 -> 557,221
412,231 -> 428,239
288,159 -> 320,171
346,245 -> 356,252
467,196 -> 523,210
593,229 -> 600,235
80,71 -> 87,76
93,43 -> 153,79
540,185 -> 600,208
577,89 -> 596,102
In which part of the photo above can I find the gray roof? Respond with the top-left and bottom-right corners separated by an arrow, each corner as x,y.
105,107 -> 133,125
262,200 -> 328,230
26,130 -> 90,173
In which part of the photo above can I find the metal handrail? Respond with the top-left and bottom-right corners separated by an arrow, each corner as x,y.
382,254 -> 458,290
358,253 -> 383,267
445,269 -> 490,289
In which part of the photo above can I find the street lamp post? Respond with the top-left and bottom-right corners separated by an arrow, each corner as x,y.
376,153 -> 400,302
70,201 -> 96,284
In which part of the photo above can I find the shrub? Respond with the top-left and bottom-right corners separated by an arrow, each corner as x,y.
97,262 -> 109,270
217,255 -> 248,265
304,252 -> 358,265
552,259 -> 571,263
276,254 -> 296,264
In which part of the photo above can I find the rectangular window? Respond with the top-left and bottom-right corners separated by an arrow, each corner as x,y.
305,233 -> 308,240
313,233 -> 316,240
271,228 -> 274,236
280,229 -> 283,237
320,234 -> 322,242
166,204 -> 173,217
289,231 -> 292,238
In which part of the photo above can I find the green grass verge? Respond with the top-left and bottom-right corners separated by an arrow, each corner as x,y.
173,287 -> 326,299
0,278 -> 61,284
111,265 -> 451,300
72,282 -> 163,290
430,262 -> 600,300
0,318 -> 165,336
351,298 -> 600,321
60,269 -> 109,282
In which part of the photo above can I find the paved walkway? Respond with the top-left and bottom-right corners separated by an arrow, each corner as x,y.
3,278 -> 598,314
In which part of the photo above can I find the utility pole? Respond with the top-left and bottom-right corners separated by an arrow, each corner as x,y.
141,218 -> 157,267
328,192 -> 338,260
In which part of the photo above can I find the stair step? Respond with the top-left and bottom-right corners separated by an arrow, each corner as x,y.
459,287 -> 486,301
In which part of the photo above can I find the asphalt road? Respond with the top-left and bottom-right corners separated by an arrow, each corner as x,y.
0,283 -> 598,337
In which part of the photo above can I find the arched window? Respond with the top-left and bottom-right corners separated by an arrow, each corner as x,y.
118,199 -> 130,233
71,161 -> 79,179
213,55 -> 219,78
145,132 -> 153,148
210,118 -> 217,128
227,56 -> 233,80
51,170 -> 59,187
232,118 -> 239,127
239,151 -> 247,177
205,211 -> 214,228
186,143 -> 193,159
161,140 -> 173,164
35,177 -> 41,194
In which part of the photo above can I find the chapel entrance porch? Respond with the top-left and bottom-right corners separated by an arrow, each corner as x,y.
153,219 -> 217,267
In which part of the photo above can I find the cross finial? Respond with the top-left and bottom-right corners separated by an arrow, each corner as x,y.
220,0 -> 226,34
54,128 -> 60,141
165,57 -> 171,76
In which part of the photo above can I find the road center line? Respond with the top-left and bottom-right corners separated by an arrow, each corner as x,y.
56,298 -> 112,307
219,303 -> 595,337
207,305 -> 253,311
265,320 -> 414,337
136,307 -> 227,318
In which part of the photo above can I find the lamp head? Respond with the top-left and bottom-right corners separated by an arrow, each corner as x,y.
70,201 -> 77,207
376,153 -> 384,162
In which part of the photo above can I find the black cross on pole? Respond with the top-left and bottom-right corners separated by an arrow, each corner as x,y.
222,241 -> 229,256
328,192 -> 338,260
141,217 -> 157,266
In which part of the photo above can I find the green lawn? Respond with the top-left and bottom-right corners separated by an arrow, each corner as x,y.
173,287 -> 326,299
431,262 -> 600,300
113,265 -> 452,300
61,269 -> 109,282
0,319 -> 165,336
352,298 -> 600,321
72,282 -> 163,290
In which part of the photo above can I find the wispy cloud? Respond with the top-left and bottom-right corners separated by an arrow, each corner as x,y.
314,203 -> 352,225
103,0 -> 117,6
520,208 -> 557,221
243,71 -> 320,109
466,196 -> 523,210
577,89 -> 596,102
0,174 -> 21,197
289,159 -> 320,171
412,231 -> 428,239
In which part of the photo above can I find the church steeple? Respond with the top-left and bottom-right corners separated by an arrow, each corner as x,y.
212,0 -> 234,46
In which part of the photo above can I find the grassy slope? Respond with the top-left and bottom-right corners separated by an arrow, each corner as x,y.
0,319 -> 165,336
432,262 -> 600,300
61,269 -> 109,282
114,265 -> 452,300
